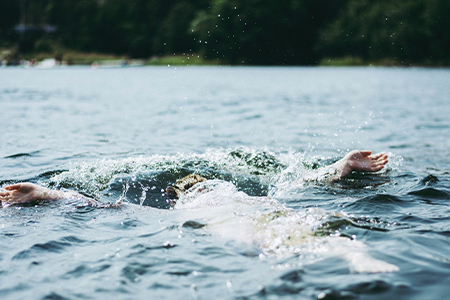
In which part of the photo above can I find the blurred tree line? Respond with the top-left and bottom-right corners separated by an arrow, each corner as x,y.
1,0 -> 449,65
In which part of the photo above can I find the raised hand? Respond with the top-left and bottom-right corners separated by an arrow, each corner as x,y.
335,150 -> 389,178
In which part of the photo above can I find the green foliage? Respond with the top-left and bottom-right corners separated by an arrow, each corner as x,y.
146,54 -> 219,66
319,56 -> 364,66
34,38 -> 54,53
316,0 -> 450,64
0,0 -> 448,65
190,0 -> 348,65
423,0 -> 450,63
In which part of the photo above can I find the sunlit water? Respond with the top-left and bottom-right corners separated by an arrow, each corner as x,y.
1,66 -> 449,299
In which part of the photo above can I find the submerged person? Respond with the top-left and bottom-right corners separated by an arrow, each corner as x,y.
0,150 -> 397,273
0,150 -> 388,206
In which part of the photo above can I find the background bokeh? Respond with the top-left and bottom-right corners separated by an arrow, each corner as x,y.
1,0 -> 449,65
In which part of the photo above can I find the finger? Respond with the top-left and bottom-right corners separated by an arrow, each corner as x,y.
370,152 -> 385,160
373,157 -> 387,164
373,161 -> 387,169
359,150 -> 372,157
374,158 -> 387,165
378,153 -> 388,160
375,156 -> 388,164
0,195 -> 11,202
5,184 -> 21,191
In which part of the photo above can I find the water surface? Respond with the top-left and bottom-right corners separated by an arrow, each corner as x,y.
1,66 -> 449,299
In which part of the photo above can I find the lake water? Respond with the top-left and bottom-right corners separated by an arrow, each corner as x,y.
1,66 -> 449,299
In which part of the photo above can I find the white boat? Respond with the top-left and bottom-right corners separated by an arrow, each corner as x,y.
37,58 -> 58,68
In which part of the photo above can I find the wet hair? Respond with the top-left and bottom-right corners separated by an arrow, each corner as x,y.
166,174 -> 207,200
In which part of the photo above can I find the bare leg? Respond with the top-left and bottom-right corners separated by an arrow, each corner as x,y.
330,150 -> 389,180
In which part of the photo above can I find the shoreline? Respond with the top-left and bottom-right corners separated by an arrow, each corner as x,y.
1,48 -> 449,68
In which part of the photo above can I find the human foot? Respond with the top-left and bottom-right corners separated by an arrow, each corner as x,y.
0,183 -> 66,205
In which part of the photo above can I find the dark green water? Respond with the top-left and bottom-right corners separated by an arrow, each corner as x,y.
1,66 -> 449,299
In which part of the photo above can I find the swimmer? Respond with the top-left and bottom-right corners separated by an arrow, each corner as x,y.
0,150 -> 397,273
0,150 -> 388,206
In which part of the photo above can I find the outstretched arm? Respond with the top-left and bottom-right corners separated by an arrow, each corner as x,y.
0,183 -> 80,206
327,150 -> 388,181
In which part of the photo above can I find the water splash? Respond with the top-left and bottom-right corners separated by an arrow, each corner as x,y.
173,178 -> 398,273
46,147 -> 283,199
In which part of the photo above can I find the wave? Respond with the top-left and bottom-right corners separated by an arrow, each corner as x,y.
33,147 -> 403,210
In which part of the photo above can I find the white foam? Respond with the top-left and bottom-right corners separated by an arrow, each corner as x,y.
174,179 -> 399,273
